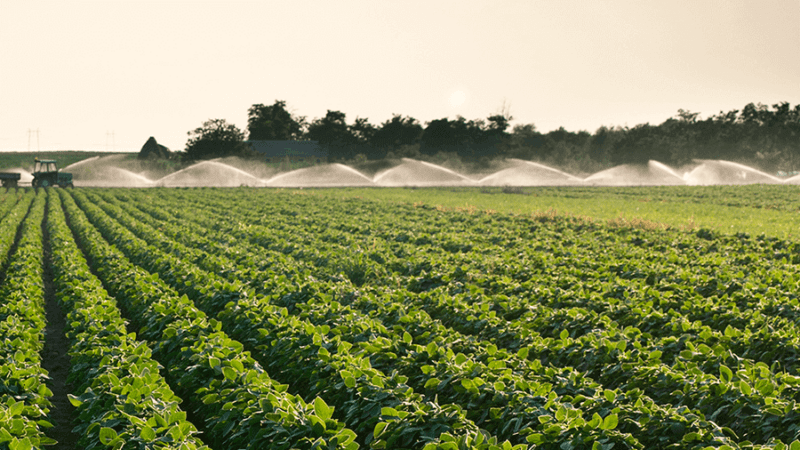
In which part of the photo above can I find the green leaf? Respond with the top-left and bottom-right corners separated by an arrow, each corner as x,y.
790,440 -> 800,450
338,341 -> 353,354
720,365 -> 733,384
603,389 -> 616,403
424,377 -> 441,389
334,429 -> 357,446
344,376 -> 356,389
230,359 -> 244,372
381,407 -> 399,418
8,401 -> 23,416
374,421 -> 388,437
140,426 -> 155,442
560,329 -> 569,340
682,432 -> 701,442
555,406 -> 566,421
426,342 -> 437,356
309,415 -> 326,435
537,415 -> 552,424
99,427 -> 118,445
403,331 -> 412,344
600,413 -> 618,430
588,412 -> 602,428
222,366 -> 237,381
0,428 -> 12,443
520,433 -> 541,444
68,394 -> 83,407
739,380 -> 752,395
9,438 -> 32,450
517,347 -> 529,360
314,397 -> 333,421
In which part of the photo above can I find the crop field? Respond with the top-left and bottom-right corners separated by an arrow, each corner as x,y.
0,186 -> 799,449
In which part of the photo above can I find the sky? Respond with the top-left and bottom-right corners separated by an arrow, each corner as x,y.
1,0 -> 798,152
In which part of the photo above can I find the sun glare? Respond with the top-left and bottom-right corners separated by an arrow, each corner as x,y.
449,90 -> 466,108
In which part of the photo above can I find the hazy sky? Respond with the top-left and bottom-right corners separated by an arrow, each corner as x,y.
2,0 -> 798,152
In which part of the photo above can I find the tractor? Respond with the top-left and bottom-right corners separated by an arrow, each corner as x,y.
32,158 -> 73,188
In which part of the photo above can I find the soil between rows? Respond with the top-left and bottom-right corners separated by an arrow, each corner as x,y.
41,195 -> 80,449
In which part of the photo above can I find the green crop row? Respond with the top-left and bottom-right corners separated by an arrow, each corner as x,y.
84,191 -> 602,445
110,188 -> 800,445
0,192 -> 54,449
58,190 -> 358,450
0,190 -> 25,225
79,189 -> 777,448
128,187 -> 795,446
45,190 -> 210,449
63,188 -> 800,449
70,190 -> 525,449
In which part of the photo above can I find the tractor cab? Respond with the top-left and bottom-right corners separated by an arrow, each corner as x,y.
34,159 -> 58,174
32,158 -> 73,188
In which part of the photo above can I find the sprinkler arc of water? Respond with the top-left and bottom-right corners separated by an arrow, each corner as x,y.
265,163 -> 374,187
39,157 -> 797,187
374,158 -> 475,186
683,160 -> 784,185
155,160 -> 265,187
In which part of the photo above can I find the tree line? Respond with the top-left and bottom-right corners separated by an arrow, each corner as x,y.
184,100 -> 800,174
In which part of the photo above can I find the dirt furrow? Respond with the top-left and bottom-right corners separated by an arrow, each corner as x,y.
41,192 -> 79,449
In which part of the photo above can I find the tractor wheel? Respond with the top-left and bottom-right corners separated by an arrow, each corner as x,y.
40,179 -> 50,188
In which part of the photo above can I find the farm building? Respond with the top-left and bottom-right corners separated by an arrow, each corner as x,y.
246,140 -> 327,164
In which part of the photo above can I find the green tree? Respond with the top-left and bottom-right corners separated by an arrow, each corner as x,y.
420,116 -> 486,158
184,118 -> 248,160
247,100 -> 306,140
307,110 -> 358,161
350,117 -> 376,145
507,123 -> 544,160
370,114 -> 423,158
675,109 -> 700,123
587,125 -> 623,167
